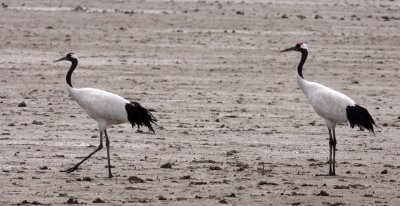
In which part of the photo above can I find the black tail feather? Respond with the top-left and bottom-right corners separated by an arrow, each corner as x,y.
125,102 -> 157,133
346,104 -> 377,134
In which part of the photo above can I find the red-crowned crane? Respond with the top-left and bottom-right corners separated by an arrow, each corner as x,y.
54,53 -> 157,178
281,43 -> 379,176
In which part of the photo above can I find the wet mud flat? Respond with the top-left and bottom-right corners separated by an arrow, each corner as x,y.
1,0 -> 400,205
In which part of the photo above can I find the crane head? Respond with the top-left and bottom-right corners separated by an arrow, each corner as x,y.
54,53 -> 78,62
281,43 -> 308,52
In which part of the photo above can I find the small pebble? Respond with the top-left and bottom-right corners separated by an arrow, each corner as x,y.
67,197 -> 78,204
18,102 -> 26,107
227,193 -> 236,197
219,199 -> 228,204
32,120 -> 43,125
209,166 -> 222,170
93,198 -> 105,203
39,166 -> 49,170
82,177 -> 92,181
316,190 -> 329,196
160,162 -> 173,169
314,14 -> 323,19
236,11 -> 244,15
128,176 -> 144,183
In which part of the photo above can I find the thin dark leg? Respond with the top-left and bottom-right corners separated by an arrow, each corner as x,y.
61,132 -> 103,173
328,128 -> 334,176
332,128 -> 337,176
104,130 -> 113,178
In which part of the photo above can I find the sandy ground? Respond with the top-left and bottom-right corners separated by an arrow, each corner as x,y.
1,0 -> 400,205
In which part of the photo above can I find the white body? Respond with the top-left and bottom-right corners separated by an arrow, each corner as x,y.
297,75 -> 355,129
67,85 -> 130,131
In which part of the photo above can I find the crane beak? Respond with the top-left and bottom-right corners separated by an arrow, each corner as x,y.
280,46 -> 297,52
54,56 -> 67,63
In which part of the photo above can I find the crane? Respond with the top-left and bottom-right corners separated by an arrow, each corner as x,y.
281,43 -> 378,176
54,53 -> 157,178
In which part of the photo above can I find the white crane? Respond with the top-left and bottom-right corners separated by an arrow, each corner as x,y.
54,53 -> 157,178
281,43 -> 378,176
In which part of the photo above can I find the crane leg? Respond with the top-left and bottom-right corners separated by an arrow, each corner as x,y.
61,132 -> 104,173
328,129 -> 335,176
104,130 -> 113,178
332,129 -> 337,176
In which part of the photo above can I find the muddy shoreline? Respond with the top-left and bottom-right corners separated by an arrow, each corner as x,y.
1,0 -> 399,205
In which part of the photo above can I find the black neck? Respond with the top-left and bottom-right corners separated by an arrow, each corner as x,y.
66,59 -> 78,87
297,50 -> 308,79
